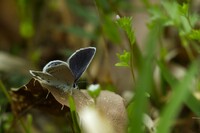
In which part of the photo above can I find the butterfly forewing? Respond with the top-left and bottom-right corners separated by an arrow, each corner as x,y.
68,47 -> 96,82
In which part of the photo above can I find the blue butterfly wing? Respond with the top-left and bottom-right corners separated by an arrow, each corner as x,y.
68,47 -> 96,82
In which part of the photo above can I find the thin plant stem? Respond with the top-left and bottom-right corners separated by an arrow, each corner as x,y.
130,43 -> 136,84
184,43 -> 195,61
19,119 -> 29,133
68,95 -> 81,133
0,80 -> 12,103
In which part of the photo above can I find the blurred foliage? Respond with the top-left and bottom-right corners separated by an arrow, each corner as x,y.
115,50 -> 130,67
1,0 -> 200,133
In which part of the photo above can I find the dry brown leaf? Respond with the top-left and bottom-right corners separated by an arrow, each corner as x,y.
42,81 -> 128,133
10,78 -> 70,116
10,78 -> 127,133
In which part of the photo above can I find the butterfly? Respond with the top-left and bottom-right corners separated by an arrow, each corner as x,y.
30,47 -> 96,94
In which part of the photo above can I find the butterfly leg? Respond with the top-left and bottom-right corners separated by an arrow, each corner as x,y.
24,85 -> 28,90
61,104 -> 64,110
45,91 -> 50,99
33,78 -> 37,86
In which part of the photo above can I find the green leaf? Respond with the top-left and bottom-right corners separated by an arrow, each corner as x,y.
162,1 -> 179,22
115,50 -> 130,67
87,84 -> 101,100
148,5 -> 171,27
116,16 -> 135,45
115,62 -> 129,67
179,3 -> 189,16
188,29 -> 200,41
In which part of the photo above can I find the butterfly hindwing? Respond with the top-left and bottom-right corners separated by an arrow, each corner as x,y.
43,60 -> 68,72
43,60 -> 75,85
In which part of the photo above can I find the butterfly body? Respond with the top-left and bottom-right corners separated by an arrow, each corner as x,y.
30,47 -> 96,93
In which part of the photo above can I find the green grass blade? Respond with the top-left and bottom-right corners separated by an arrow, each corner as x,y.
68,96 -> 81,133
185,93 -> 200,116
158,61 -> 200,116
128,60 -> 153,133
0,80 -> 11,103
156,62 -> 198,133
128,23 -> 160,133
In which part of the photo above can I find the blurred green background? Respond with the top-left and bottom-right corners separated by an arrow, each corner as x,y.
1,0 -> 200,133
